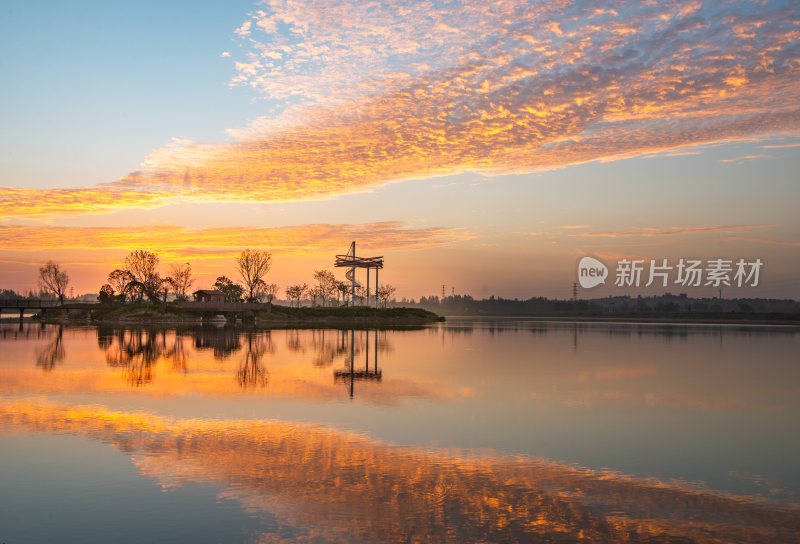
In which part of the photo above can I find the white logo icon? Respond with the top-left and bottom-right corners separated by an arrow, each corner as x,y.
578,256 -> 608,288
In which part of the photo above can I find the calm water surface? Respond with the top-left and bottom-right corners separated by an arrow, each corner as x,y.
1,318 -> 798,542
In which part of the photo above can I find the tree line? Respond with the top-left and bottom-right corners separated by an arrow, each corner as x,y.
99,248 -> 274,304
18,251 -> 397,308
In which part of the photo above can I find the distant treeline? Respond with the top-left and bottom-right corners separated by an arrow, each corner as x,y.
400,293 -> 800,316
0,288 -> 96,303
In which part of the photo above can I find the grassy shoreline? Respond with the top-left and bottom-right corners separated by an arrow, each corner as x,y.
28,303 -> 444,327
9,304 -> 798,327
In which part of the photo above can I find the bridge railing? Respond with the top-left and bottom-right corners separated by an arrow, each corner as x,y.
0,299 -> 61,308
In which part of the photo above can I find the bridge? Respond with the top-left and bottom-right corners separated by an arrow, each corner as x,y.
0,299 -> 87,319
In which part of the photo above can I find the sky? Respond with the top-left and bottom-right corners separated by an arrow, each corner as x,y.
1,0 -> 799,300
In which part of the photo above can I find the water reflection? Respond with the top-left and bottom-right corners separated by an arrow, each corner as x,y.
101,328 -> 191,386
97,326 -> 389,396
34,325 -> 64,371
1,324 -> 410,401
334,329 -> 383,398
1,320 -> 51,340
446,317 -> 800,339
2,400 -> 797,543
236,332 -> 273,389
193,327 -> 241,359
1,321 -> 799,541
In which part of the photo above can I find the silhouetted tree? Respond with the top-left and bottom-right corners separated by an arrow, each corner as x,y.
126,280 -> 145,302
167,262 -> 194,301
236,249 -> 272,302
98,284 -> 115,304
214,276 -> 244,303
38,261 -> 69,304
124,250 -> 162,302
307,285 -> 323,306
107,269 -> 134,303
335,281 -> 349,306
313,270 -> 337,306
285,283 -> 308,307
377,283 -> 396,308
263,282 -> 279,303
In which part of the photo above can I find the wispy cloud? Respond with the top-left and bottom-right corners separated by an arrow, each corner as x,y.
728,236 -> 800,247
0,222 -> 473,260
2,0 -> 799,217
718,154 -> 773,163
760,142 -> 800,149
568,224 -> 769,238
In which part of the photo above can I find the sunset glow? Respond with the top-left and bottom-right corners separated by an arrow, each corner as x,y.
1,0 -> 798,298
2,5 -> 799,540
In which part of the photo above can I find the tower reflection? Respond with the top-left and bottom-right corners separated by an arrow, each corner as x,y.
334,329 -> 383,398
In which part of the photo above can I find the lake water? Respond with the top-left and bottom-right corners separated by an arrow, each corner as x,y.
1,318 -> 798,542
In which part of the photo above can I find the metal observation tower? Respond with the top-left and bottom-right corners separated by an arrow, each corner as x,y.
334,241 -> 384,308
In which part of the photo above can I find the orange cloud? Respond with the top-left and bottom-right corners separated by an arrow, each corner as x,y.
0,222 -> 472,259
760,142 -> 800,149
1,1 -> 799,217
719,154 -> 773,162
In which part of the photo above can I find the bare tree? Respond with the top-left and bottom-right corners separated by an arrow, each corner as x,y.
108,269 -> 134,303
335,281 -> 349,306
263,283 -> 279,303
354,285 -> 367,306
38,261 -> 69,304
312,270 -> 337,306
167,262 -> 194,301
236,249 -> 272,302
285,283 -> 308,308
377,284 -> 397,308
307,285 -> 323,307
124,250 -> 162,302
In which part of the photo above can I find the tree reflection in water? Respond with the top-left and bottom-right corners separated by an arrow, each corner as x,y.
236,332 -> 272,389
93,326 -> 391,396
194,328 -> 241,359
103,329 -> 160,386
35,325 -> 64,371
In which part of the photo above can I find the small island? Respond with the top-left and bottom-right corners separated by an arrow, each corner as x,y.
2,245 -> 441,328
29,301 -> 443,328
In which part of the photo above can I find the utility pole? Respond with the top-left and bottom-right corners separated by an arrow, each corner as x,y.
572,282 -> 578,301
